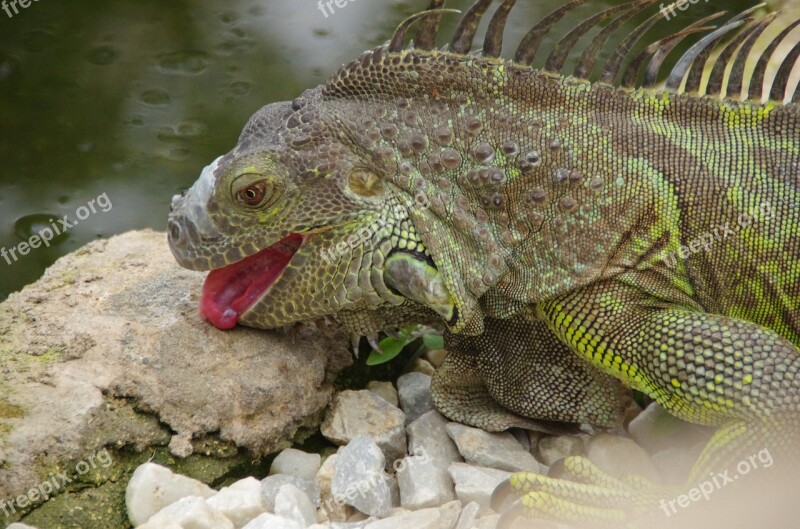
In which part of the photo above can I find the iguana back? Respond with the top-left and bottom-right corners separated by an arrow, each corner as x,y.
317,9 -> 800,344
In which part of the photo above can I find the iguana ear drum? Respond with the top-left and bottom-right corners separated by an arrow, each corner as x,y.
384,252 -> 455,322
348,169 -> 384,197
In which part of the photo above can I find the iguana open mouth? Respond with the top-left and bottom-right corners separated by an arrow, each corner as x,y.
200,233 -> 304,330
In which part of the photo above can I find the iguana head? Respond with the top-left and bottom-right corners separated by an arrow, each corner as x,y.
168,88 -> 455,334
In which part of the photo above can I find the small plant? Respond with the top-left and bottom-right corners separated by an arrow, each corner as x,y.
366,325 -> 444,366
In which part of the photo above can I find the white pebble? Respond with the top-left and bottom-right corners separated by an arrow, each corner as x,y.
136,496 -> 233,529
331,437 -> 393,518
126,462 -> 215,526
275,483 -> 318,527
270,449 -> 322,482
448,463 -> 511,513
241,512 -> 303,529
206,477 -> 266,528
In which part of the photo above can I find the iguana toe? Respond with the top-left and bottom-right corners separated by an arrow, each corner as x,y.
492,457 -> 673,529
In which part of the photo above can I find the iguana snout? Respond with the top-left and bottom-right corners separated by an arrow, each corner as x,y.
168,155 -> 307,329
168,156 -> 224,269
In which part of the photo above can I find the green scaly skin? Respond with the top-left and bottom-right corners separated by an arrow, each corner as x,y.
168,2 -> 800,526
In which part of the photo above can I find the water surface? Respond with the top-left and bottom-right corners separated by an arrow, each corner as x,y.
0,0 -> 761,301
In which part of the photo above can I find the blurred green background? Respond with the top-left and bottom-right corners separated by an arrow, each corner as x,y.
0,0 -> 768,301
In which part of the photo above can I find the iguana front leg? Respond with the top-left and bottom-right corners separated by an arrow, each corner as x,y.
496,279 -> 800,527
431,315 -> 632,432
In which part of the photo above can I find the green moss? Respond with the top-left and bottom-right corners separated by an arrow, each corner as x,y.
2,397 -> 274,529
0,398 -> 24,419
19,467 -> 132,529
30,346 -> 65,363
12,442 -> 269,529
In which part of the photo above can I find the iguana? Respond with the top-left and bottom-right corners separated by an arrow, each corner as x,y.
167,0 -> 800,526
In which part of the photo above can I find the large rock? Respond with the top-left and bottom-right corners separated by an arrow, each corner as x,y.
0,230 -> 351,516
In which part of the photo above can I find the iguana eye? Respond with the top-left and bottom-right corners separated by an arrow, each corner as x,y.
235,181 -> 271,207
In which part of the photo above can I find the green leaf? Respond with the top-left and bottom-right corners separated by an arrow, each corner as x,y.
366,336 -> 408,366
364,328 -> 443,366
423,333 -> 444,350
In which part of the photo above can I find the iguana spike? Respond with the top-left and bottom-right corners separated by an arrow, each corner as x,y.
629,19 -> 720,89
769,40 -> 800,103
683,18 -> 752,95
748,18 -> 800,101
665,16 -> 749,93
573,0 -> 656,80
544,2 -> 635,74
413,0 -> 446,52
683,4 -> 764,95
514,0 -> 586,66
389,9 -> 461,53
601,1 -> 679,85
725,13 -> 777,100
483,0 -> 517,58
704,18 -> 762,97
449,0 -> 494,55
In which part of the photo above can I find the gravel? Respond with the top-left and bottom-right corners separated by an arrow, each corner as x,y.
121,367 -> 675,529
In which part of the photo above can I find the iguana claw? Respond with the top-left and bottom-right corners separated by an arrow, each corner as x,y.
349,334 -> 384,358
366,334 -> 382,353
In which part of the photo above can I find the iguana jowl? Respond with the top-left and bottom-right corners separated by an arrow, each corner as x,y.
168,0 -> 800,525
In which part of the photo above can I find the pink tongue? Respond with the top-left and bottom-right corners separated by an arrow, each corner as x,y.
200,234 -> 302,330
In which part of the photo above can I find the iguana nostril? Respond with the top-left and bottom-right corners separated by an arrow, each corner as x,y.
168,220 -> 185,246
